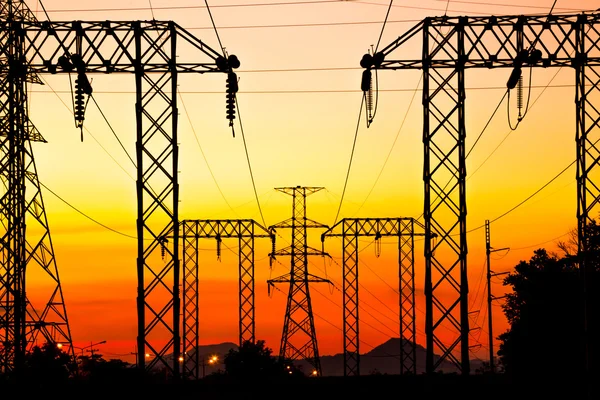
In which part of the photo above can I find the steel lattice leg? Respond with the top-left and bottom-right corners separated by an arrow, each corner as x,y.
136,26 -> 181,377
343,220 -> 359,377
238,223 -> 255,345
182,221 -> 199,379
575,28 -> 600,384
423,21 -> 469,374
399,219 -> 416,374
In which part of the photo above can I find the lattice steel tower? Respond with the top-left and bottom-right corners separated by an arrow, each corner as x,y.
0,0 -> 235,377
268,186 -> 330,376
0,0 -> 73,372
364,10 -> 600,379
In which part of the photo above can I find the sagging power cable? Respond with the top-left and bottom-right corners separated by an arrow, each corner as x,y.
203,0 -> 266,227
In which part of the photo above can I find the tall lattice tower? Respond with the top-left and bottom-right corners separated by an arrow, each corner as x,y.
268,186 -> 329,376
0,0 -> 74,372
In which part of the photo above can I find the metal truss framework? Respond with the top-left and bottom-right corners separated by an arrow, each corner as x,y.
180,219 -> 273,380
0,0 -> 231,376
268,186 -> 330,376
0,1 -> 73,372
322,218 -> 426,376
370,12 -> 600,374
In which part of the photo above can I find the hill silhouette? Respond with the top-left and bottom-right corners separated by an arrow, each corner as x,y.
293,338 -> 460,375
168,338 -> 475,376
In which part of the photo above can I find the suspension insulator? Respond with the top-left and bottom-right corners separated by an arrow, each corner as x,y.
70,53 -> 86,74
78,73 -> 93,95
360,53 -> 373,69
361,69 -> 372,93
225,72 -> 238,125
216,235 -> 222,260
227,54 -> 241,69
366,72 -> 374,120
517,75 -> 523,118
226,72 -> 238,94
372,51 -> 385,67
74,79 -> 85,127
528,49 -> 542,65
506,66 -> 522,90
226,92 -> 236,125
160,239 -> 166,259
57,55 -> 74,72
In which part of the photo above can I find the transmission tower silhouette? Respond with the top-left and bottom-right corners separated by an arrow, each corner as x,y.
0,0 -> 73,372
268,186 -> 330,376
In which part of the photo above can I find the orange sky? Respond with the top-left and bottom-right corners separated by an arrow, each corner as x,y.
20,0 -> 595,366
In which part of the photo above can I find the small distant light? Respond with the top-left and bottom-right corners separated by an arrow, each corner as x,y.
312,370 -> 318,376
56,343 -> 63,349
289,371 -> 292,375
178,356 -> 184,362
145,353 -> 150,358
286,365 -> 290,370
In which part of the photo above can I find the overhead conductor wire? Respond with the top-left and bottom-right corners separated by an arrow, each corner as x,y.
204,0 -> 267,227
333,0 -> 393,226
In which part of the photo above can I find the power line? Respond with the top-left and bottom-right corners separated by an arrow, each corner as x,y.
332,96 -> 364,226
375,0 -> 394,52
39,2 -> 590,16
39,181 -> 138,240
204,0 -> 225,55
468,159 -> 575,233
30,84 -> 575,95
271,244 -> 401,336
235,95 -> 268,227
37,76 -> 135,181
510,230 -> 572,251
178,90 -> 241,219
200,0 -> 266,227
433,0 -> 582,12
41,1 -> 359,13
270,284 -> 395,355
89,94 -> 136,168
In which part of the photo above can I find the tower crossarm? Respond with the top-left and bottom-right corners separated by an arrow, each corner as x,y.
322,217 -> 426,239
370,13 -> 600,71
0,20 -> 226,74
270,245 -> 329,258
179,219 -> 272,239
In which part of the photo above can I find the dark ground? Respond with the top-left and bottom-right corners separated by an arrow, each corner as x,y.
3,373 -> 591,400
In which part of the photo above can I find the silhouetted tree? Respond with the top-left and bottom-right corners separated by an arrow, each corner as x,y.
21,342 -> 74,384
220,340 -> 303,381
76,353 -> 138,382
498,229 -> 599,380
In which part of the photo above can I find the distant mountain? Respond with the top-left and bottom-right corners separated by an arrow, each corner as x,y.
167,338 -> 484,376
163,342 -> 237,373
293,338 -> 460,376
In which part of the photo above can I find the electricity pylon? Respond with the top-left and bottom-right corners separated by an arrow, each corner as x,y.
268,186 -> 330,376
365,11 -> 600,376
179,219 -> 273,379
0,0 -> 73,372
322,217 -> 427,376
0,0 -> 237,377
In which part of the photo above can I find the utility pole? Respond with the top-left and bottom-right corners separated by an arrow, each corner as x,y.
268,186 -> 330,376
485,220 -> 509,373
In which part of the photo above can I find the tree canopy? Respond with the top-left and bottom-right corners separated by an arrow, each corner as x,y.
215,340 -> 303,381
498,228 -> 599,379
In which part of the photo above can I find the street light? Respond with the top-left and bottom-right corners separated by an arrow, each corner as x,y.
202,354 -> 219,378
76,340 -> 107,358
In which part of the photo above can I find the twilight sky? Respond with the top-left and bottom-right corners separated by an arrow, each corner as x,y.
22,0 -> 593,364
